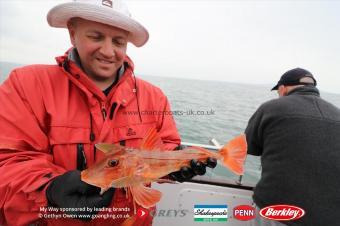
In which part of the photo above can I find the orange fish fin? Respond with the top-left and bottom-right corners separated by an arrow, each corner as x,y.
182,146 -> 215,155
120,214 -> 138,226
130,184 -> 162,208
181,146 -> 203,153
156,178 -> 178,184
218,134 -> 247,175
181,146 -> 220,161
95,143 -> 123,155
140,128 -> 164,151
110,176 -> 133,188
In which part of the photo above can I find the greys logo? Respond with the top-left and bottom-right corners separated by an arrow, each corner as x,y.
138,208 -> 189,218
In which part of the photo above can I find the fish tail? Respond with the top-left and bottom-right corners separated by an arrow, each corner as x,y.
217,134 -> 247,175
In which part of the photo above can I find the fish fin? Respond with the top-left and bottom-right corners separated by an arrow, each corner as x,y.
182,146 -> 214,155
120,214 -> 138,226
140,128 -> 164,151
130,184 -> 162,208
181,146 -> 204,153
110,176 -> 133,188
138,150 -> 202,161
180,146 -> 220,161
218,134 -> 247,175
99,187 -> 108,195
95,143 -> 124,155
156,178 -> 178,184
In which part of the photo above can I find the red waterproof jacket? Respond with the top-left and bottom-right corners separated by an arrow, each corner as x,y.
0,51 -> 181,226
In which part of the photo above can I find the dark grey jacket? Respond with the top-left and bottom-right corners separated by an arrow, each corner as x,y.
245,86 -> 340,226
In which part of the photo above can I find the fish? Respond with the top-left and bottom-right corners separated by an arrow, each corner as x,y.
81,128 -> 247,209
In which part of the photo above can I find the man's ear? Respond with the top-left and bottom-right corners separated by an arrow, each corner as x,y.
278,85 -> 287,97
67,21 -> 76,46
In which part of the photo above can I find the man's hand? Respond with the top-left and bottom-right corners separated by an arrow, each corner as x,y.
46,170 -> 115,221
169,157 -> 217,182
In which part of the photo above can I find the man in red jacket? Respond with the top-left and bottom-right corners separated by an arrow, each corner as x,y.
0,0 -> 216,225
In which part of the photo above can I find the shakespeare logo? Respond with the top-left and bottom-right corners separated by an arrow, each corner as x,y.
194,205 -> 228,222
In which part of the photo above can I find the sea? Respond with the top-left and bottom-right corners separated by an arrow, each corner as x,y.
1,61 -> 340,186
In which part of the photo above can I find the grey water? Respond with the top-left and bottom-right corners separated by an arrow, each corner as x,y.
1,62 -> 340,186
140,75 -> 340,186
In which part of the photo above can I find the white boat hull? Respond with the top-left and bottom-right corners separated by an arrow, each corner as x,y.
152,181 -> 254,226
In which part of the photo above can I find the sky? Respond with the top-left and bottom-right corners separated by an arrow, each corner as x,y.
0,0 -> 340,94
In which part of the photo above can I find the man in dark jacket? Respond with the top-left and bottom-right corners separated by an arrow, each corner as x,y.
245,68 -> 340,226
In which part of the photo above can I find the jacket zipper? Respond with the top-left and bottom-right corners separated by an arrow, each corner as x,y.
101,103 -> 107,120
77,144 -> 87,170
109,102 -> 117,120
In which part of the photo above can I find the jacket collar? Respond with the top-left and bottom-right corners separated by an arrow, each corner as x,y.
56,47 -> 135,70
67,48 -> 126,84
287,85 -> 320,97
55,48 -> 137,106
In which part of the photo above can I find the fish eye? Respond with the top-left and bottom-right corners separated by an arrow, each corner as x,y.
108,159 -> 119,167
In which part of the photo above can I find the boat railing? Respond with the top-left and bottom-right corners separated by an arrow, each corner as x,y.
181,138 -> 250,189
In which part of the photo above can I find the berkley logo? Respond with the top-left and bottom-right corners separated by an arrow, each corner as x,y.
259,205 -> 305,221
233,205 -> 255,221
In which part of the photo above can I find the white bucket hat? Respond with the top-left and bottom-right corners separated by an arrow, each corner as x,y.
47,0 -> 149,47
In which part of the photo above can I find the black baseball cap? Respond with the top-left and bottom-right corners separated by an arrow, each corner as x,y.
271,68 -> 317,91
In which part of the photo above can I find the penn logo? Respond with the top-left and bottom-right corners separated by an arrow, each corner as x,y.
259,205 -> 305,221
233,205 -> 255,221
